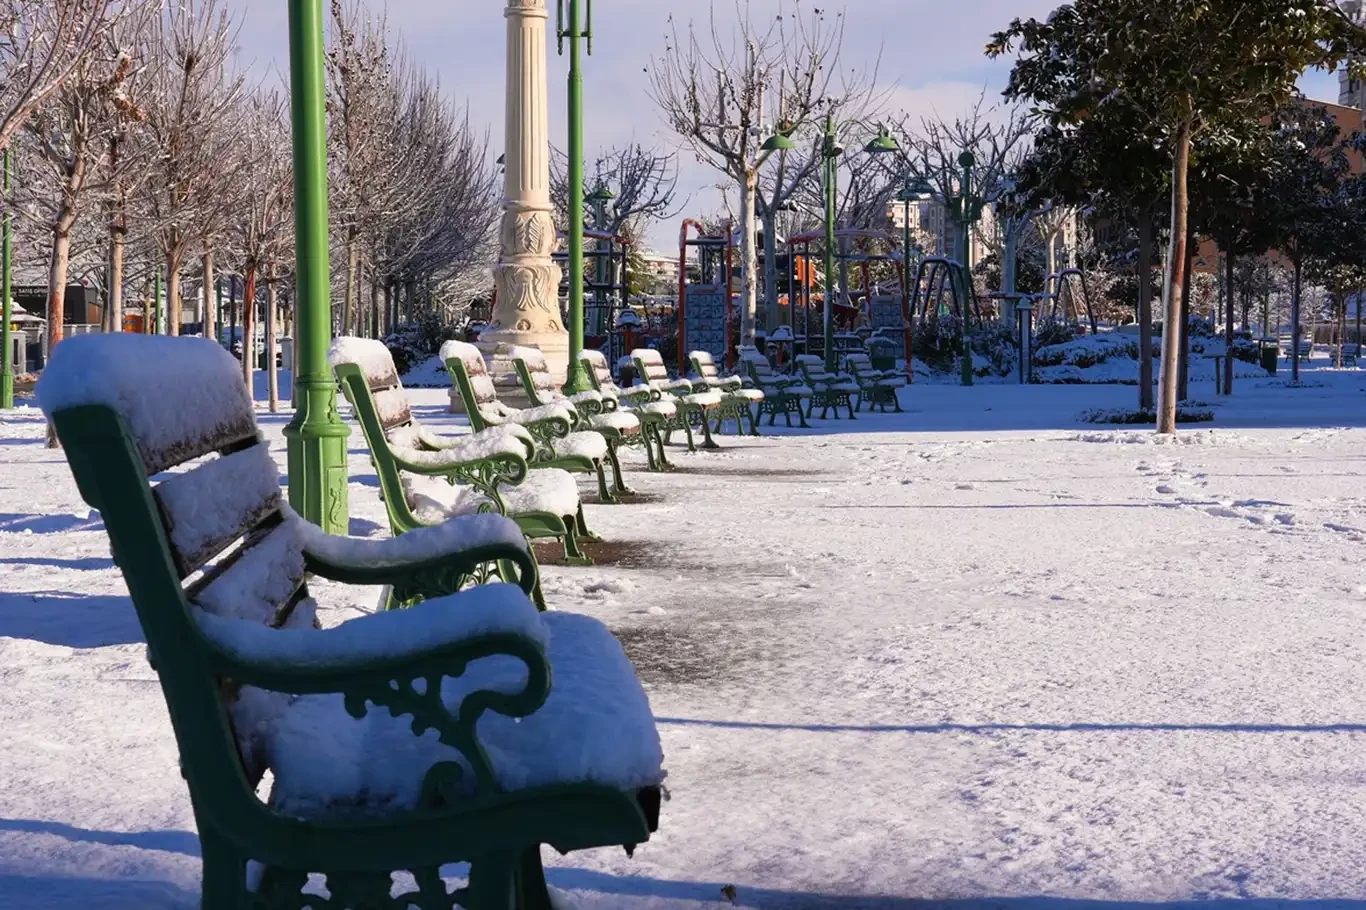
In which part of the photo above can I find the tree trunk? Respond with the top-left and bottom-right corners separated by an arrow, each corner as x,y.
1156,116 -> 1193,434
838,236 -> 852,323
107,226 -> 125,334
1177,227 -> 1194,402
202,251 -> 216,345
46,226 -> 72,359
266,270 -> 279,413
1291,258 -> 1302,384
370,279 -> 379,339
1224,253 -> 1236,395
343,231 -> 358,336
738,169 -> 759,345
166,240 -> 182,336
1336,291 -> 1345,368
763,206 -> 779,331
1137,211 -> 1155,411
383,281 -> 392,338
242,264 -> 256,397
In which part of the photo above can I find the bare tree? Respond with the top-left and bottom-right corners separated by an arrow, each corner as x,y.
19,0 -> 147,360
136,0 -> 243,336
0,0 -> 111,154
650,1 -> 878,346
896,94 -> 1033,267
230,90 -> 293,401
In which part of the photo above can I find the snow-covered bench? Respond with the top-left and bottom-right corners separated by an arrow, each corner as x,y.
1340,342 -> 1361,366
631,347 -> 724,451
843,352 -> 905,413
36,333 -> 664,910
511,345 -> 641,500
689,350 -> 764,436
441,339 -> 617,504
794,354 -> 859,420
738,346 -> 812,428
579,348 -> 676,471
330,337 -> 598,573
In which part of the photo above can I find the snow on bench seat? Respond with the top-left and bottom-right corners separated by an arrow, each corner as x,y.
198,602 -> 667,821
403,470 -> 581,525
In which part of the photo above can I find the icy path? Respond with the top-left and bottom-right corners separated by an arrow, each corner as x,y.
3,374 -> 1366,908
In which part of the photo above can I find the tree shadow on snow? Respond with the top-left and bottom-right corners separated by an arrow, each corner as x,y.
0,512 -> 104,535
0,555 -> 114,571
657,717 -> 1366,736
0,874 -> 196,909
0,590 -> 143,647
548,868 -> 1366,909
0,819 -> 198,856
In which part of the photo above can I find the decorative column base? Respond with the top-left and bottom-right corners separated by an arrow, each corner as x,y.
284,377 -> 351,535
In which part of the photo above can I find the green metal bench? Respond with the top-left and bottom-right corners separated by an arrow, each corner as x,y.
441,340 -> 617,504
842,352 -> 905,413
511,345 -> 639,498
36,333 -> 662,910
688,350 -> 763,436
737,346 -> 812,428
794,354 -> 859,420
330,337 -> 597,574
631,347 -> 723,451
578,348 -> 675,471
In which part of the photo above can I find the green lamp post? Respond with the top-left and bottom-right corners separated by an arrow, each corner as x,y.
558,0 -> 594,394
952,150 -> 982,386
895,176 -> 934,383
1,148 -> 12,410
283,0 -> 350,534
586,182 -> 614,336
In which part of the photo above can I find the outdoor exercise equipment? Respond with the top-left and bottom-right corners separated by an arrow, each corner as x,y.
675,218 -> 734,375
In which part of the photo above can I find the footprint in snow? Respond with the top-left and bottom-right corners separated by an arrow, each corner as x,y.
1156,484 -> 1177,495
955,483 -> 976,491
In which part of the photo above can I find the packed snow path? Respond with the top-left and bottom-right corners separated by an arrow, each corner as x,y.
3,374 -> 1366,908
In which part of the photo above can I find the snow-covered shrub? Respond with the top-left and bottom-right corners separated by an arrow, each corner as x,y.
382,314 -> 465,377
1081,406 -> 1215,424
1034,319 -> 1081,348
971,323 -> 1018,378
912,315 -> 964,372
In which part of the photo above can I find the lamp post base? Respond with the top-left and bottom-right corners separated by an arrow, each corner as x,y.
960,345 -> 974,387
562,358 -> 593,395
0,373 -> 11,410
284,377 -> 351,535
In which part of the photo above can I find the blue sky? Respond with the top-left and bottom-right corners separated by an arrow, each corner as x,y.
234,1 -> 1347,251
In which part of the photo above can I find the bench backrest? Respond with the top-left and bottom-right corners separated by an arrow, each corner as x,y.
844,352 -> 877,375
631,348 -> 670,388
794,354 -> 829,376
440,340 -> 508,431
513,345 -> 563,406
37,334 -> 307,828
580,348 -> 619,394
691,350 -> 728,383
329,337 -> 430,534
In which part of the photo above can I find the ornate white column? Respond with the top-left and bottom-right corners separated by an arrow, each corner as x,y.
477,0 -> 566,399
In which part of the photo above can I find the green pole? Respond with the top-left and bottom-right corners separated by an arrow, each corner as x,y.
154,269 -> 162,335
560,0 -> 592,392
958,151 -> 975,387
284,0 -> 349,534
902,189 -> 914,385
823,113 -> 839,374
215,277 -> 223,345
1,148 -> 12,409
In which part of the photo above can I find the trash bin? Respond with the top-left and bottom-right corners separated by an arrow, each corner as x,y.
1260,338 -> 1279,376
869,337 -> 895,372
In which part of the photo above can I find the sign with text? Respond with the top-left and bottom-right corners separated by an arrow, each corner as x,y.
683,283 -> 727,365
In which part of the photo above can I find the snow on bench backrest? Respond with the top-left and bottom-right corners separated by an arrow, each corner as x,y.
631,348 -> 670,384
37,334 -> 258,476
580,348 -> 615,389
690,350 -> 720,379
328,337 -> 414,432
513,345 -> 559,396
440,340 -> 500,406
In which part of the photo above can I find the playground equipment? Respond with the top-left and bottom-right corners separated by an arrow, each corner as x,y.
1044,268 -> 1098,334
552,227 -> 631,344
676,219 -> 734,375
911,256 -> 978,324
786,228 -> 899,359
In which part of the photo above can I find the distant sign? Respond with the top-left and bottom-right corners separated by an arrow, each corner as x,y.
12,284 -> 96,325
869,295 -> 904,331
683,283 -> 727,364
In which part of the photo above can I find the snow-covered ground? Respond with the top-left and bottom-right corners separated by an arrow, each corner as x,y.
4,365 -> 1366,908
